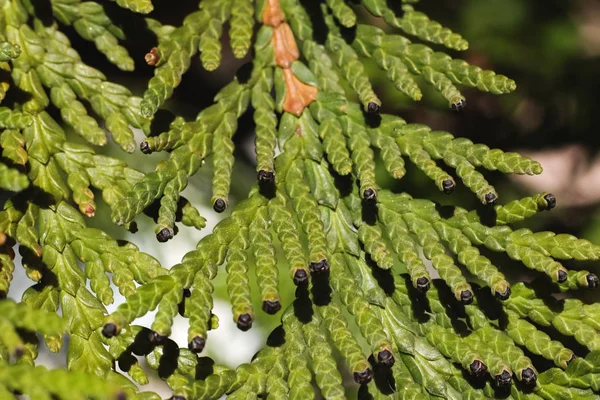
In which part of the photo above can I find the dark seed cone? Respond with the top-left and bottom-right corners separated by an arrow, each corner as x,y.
557,269 -> 567,283
521,368 -> 537,385
156,227 -> 174,242
442,179 -> 455,194
495,287 -> 511,301
377,349 -> 395,367
416,277 -> 430,292
116,392 -> 128,400
363,188 -> 377,202
451,99 -> 466,112
293,269 -> 309,285
309,259 -> 330,273
367,102 -> 380,114
460,290 -> 474,304
495,370 -> 512,387
102,323 -> 118,338
257,170 -> 275,183
587,273 -> 599,289
170,396 -> 186,400
140,141 -> 152,154
213,198 -> 227,213
353,368 -> 373,384
262,300 -> 282,314
237,314 -> 253,331
188,336 -> 206,354
543,193 -> 556,210
469,359 -> 487,378
484,192 -> 498,205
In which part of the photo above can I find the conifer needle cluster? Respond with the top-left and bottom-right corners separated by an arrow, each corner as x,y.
0,0 -> 599,399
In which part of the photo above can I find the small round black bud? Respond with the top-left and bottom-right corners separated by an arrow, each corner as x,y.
377,349 -> 395,367
586,273 -> 599,289
543,193 -> 556,210
293,269 -> 308,285
213,199 -> 227,213
363,188 -> 377,202
149,331 -> 166,344
237,314 -> 253,331
102,323 -> 118,338
353,368 -> 373,384
566,354 -> 577,365
183,288 -> 191,298
469,360 -> 487,377
156,228 -> 173,242
170,396 -> 186,400
521,368 -> 537,385
262,300 -> 282,314
416,277 -> 430,292
557,269 -> 568,283
442,179 -> 455,194
188,336 -> 206,354
460,290 -> 474,304
367,102 -> 380,114
309,259 -> 330,273
484,192 -> 498,205
495,286 -> 511,301
495,370 -> 512,387
257,170 -> 275,183
451,99 -> 466,112
140,141 -> 152,154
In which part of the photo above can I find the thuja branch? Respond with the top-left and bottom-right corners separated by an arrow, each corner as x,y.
0,0 -> 598,400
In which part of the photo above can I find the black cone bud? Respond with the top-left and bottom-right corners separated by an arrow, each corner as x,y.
587,273 -> 599,289
309,259 -> 330,273
363,188 -> 377,202
469,359 -> 487,377
367,102 -> 380,114
460,290 -> 474,304
293,269 -> 308,285
495,286 -> 511,301
451,99 -> 466,112
188,336 -> 206,354
213,198 -> 227,213
377,349 -> 395,367
257,170 -> 275,183
557,269 -> 567,283
416,277 -> 430,292
495,370 -> 512,387
543,193 -> 556,210
156,227 -> 173,242
262,300 -> 282,314
237,314 -> 253,331
521,368 -> 537,385
353,368 -> 373,384
102,323 -> 118,338
484,192 -> 498,205
140,141 -> 152,154
442,179 -> 455,194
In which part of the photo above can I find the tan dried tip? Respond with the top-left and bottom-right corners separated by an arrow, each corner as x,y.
272,23 -> 299,69
0,232 -> 5,246
282,69 -> 318,116
262,0 -> 285,27
145,47 -> 159,66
